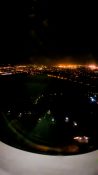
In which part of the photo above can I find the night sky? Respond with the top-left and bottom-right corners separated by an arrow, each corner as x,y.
2,1 -> 98,65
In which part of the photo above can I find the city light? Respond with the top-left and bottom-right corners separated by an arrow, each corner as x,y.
90,96 -> 96,103
88,64 -> 98,70
57,64 -> 78,69
47,110 -> 51,115
51,118 -> 55,122
65,117 -> 69,122
73,121 -> 78,126
74,136 -> 89,143
0,64 -> 98,76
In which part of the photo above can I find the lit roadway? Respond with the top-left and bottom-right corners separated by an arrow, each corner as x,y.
0,142 -> 97,175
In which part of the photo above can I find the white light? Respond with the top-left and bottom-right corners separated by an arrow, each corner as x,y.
74,136 -> 89,143
19,113 -> 22,118
34,98 -> 38,104
84,136 -> 89,140
52,118 -> 55,122
73,121 -> 77,126
90,97 -> 96,102
65,117 -> 69,122
47,110 -> 51,115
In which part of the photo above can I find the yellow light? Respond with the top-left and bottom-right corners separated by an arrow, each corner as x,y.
57,64 -> 78,69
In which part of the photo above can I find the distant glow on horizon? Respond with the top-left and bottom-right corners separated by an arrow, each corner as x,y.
87,64 -> 98,70
57,64 -> 78,69
55,63 -> 98,70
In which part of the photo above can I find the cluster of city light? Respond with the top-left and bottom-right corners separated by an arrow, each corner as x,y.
90,96 -> 96,102
0,64 -> 98,76
48,74 -> 67,80
1,72 -> 13,76
34,94 -> 44,105
0,65 -> 48,76
74,136 -> 89,143
55,64 -> 98,70
87,64 -> 98,70
57,64 -> 78,69
89,95 -> 98,104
